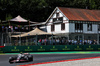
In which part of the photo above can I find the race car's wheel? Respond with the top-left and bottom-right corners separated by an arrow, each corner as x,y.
9,57 -> 14,64
28,55 -> 33,61
30,57 -> 33,61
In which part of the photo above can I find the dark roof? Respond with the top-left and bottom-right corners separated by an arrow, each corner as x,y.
58,7 -> 100,21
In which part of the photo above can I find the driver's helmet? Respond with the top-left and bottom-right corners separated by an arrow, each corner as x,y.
20,52 -> 23,54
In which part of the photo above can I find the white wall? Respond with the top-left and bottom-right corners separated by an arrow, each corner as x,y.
52,13 -> 56,18
59,13 -> 63,17
45,23 -> 99,34
83,24 -> 97,33
55,24 -> 61,32
46,25 -> 51,33
69,23 -> 75,33
46,7 -> 69,34
46,23 -> 69,34
92,24 -> 97,33
67,23 -> 98,34
83,24 -> 87,33
65,23 -> 69,33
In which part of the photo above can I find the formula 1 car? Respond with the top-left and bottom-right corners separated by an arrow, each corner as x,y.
9,53 -> 33,63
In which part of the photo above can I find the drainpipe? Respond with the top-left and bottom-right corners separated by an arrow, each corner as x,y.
97,24 -> 99,45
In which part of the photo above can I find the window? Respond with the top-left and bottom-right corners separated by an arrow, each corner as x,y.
53,18 -> 57,22
61,23 -> 65,30
75,23 -> 83,30
51,24 -> 55,31
56,13 -> 59,18
87,24 -> 92,31
53,17 -> 63,24
58,17 -> 63,21
98,24 -> 100,31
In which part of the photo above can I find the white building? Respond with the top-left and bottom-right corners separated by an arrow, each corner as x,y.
29,7 -> 100,44
44,7 -> 100,43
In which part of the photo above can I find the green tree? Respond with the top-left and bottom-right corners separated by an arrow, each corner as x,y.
0,0 -> 100,22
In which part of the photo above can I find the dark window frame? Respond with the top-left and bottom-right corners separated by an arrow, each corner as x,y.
75,23 -> 83,30
58,17 -> 63,22
56,13 -> 59,18
51,24 -> 55,31
53,18 -> 57,22
87,24 -> 92,31
61,23 -> 65,30
98,24 -> 100,31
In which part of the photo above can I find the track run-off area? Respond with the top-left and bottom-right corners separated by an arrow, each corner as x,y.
1,51 -> 100,66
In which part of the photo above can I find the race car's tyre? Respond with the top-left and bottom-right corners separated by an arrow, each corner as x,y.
9,57 -> 14,64
28,55 -> 33,61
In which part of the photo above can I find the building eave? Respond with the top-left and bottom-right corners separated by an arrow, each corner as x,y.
25,22 -> 46,27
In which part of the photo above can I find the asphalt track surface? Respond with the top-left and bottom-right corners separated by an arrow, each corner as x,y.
0,53 -> 100,66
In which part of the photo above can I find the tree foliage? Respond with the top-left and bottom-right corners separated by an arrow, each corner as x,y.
0,0 -> 100,22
